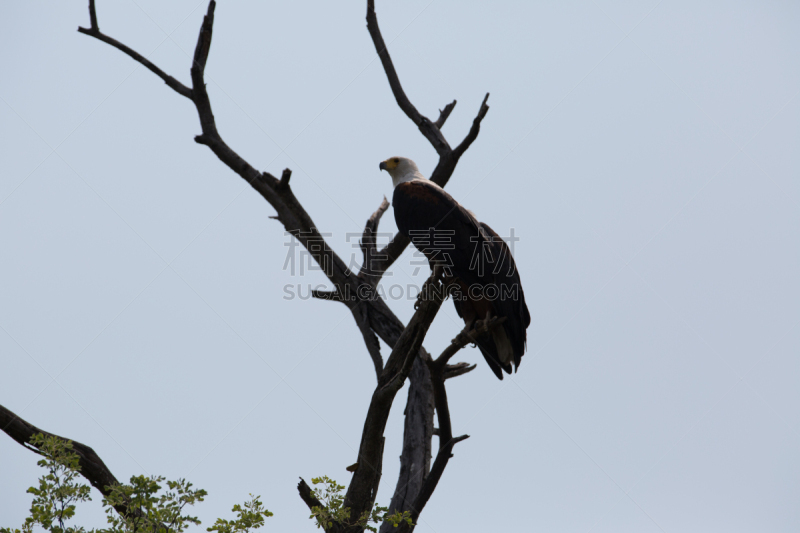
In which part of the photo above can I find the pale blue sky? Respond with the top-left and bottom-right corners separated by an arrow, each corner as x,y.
2,1 -> 799,531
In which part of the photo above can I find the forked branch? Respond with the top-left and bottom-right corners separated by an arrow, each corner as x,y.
397,316 -> 507,531
342,272 -> 446,532
365,0 -> 449,155
80,0 -> 358,301
434,100 -> 457,129
70,1 -> 485,531
364,0 -> 491,282
77,2 -> 193,99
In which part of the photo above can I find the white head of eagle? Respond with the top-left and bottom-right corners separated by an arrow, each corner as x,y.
380,156 -> 531,380
379,156 -> 426,187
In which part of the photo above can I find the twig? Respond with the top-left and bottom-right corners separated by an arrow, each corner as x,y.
442,362 -> 476,380
453,93 -> 491,159
279,168 -> 292,190
365,0 -> 451,155
359,197 -> 390,283
88,0 -> 98,31
311,289 -> 342,302
297,478 -> 345,533
77,15 -> 192,99
434,100 -> 457,129
297,477 -> 323,510
190,2 -> 219,139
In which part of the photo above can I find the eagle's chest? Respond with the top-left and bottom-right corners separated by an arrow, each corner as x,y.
392,182 -> 449,231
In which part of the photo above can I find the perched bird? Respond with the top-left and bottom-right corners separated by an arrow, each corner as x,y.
379,156 -> 530,379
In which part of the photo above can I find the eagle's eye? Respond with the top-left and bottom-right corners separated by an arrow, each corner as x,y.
393,158 -> 399,163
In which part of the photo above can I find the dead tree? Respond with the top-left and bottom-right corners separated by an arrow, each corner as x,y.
1,2 -> 498,532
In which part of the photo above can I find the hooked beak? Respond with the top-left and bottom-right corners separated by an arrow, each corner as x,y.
379,161 -> 388,171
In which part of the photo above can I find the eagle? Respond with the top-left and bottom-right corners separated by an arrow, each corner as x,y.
380,156 -> 530,379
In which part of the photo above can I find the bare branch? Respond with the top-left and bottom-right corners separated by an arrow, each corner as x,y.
78,0 -> 489,366
353,303 -> 384,379
392,316 -> 506,531
369,234 -> 411,282
311,289 -> 343,302
78,17 -> 439,522
362,197 -> 390,252
278,168 -> 292,190
365,0 -> 418,123
364,3 -> 491,282
399,363 -> 467,532
443,362 -> 477,380
88,0 -> 98,31
192,2 -> 214,74
297,477 -> 322,510
379,272 -> 446,388
378,358 -> 433,533
359,197 -> 390,283
365,1 -> 450,155
453,93 -> 490,160
190,1 -> 220,139
342,274 -> 445,528
77,2 -> 474,528
434,100 -> 457,129
77,19 -> 193,99
363,15 -> 496,506
297,478 -> 345,533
